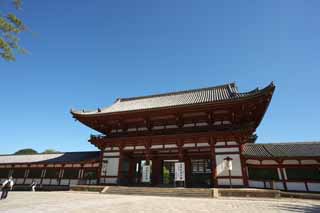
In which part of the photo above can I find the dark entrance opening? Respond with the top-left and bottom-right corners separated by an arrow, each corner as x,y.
161,160 -> 178,187
190,159 -> 212,188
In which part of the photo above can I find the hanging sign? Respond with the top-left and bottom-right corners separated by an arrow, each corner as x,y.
174,162 -> 185,181
142,165 -> 151,183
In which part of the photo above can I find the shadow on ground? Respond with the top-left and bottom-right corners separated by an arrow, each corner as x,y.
278,203 -> 320,213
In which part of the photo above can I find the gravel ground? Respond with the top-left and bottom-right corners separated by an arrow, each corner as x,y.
0,191 -> 320,213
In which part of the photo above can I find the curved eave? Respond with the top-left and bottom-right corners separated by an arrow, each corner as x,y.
71,82 -> 275,119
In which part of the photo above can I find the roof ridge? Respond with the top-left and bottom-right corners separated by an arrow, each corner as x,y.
251,141 -> 320,145
0,151 -> 100,157
119,83 -> 236,102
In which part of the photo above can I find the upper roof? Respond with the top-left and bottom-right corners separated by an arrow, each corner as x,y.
243,142 -> 320,158
71,82 -> 275,116
0,151 -> 100,165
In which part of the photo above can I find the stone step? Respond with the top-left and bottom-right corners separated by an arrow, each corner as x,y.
103,186 -> 212,198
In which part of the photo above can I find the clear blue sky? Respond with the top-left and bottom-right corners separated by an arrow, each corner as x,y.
0,1 -> 319,154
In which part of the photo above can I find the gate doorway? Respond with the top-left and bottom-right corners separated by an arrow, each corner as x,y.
190,159 -> 212,188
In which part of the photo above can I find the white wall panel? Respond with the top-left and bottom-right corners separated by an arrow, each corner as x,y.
246,159 -> 260,165
216,154 -> 242,176
282,160 -> 299,165
100,177 -> 117,184
70,179 -> 78,186
261,160 -> 278,165
24,178 -> 32,184
102,158 -> 119,176
103,152 -> 120,157
60,179 -> 69,185
42,179 -> 50,185
215,147 -> 239,153
286,182 -> 307,191
248,180 -> 264,188
307,183 -> 320,192
218,178 -> 243,186
227,141 -> 238,146
51,179 -> 58,185
15,178 -> 24,184
301,160 -> 318,165
275,181 -> 285,190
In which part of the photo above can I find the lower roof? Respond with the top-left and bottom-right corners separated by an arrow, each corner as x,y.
0,142 -> 319,165
243,142 -> 320,158
0,151 -> 100,165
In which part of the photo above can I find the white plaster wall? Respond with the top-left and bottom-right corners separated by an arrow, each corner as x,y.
42,179 -> 50,185
261,160 -> 278,165
216,154 -> 242,177
103,158 -> 119,176
282,160 -> 299,165
307,183 -> 320,192
135,146 -> 145,150
70,179 -> 78,186
33,178 -> 41,183
246,159 -> 260,165
123,146 -> 134,150
197,143 -> 209,147
183,143 -> 195,148
165,144 -> 177,148
15,178 -> 24,184
286,182 -> 307,191
215,142 -> 226,146
218,178 -> 243,186
51,179 -> 58,185
103,152 -> 120,157
227,141 -> 238,146
151,145 -> 163,149
60,179 -> 69,185
248,180 -> 264,188
301,160 -> 318,165
215,147 -> 239,153
275,181 -> 285,190
24,178 -> 32,184
101,177 -> 117,184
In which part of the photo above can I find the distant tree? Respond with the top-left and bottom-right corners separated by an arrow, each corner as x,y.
0,0 -> 27,61
14,148 -> 38,155
42,149 -> 61,154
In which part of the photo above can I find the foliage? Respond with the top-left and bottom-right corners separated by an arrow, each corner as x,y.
14,148 -> 38,155
42,149 -> 61,154
0,0 -> 26,61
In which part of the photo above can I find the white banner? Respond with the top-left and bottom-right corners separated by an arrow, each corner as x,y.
174,162 -> 185,181
142,165 -> 151,183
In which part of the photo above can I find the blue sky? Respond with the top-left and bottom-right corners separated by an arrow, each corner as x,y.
0,1 -> 319,154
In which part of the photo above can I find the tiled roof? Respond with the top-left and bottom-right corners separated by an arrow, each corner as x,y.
71,82 -> 274,116
243,142 -> 320,158
0,151 -> 100,165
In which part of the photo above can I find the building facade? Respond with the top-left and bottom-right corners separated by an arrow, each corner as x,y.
1,82 -> 319,192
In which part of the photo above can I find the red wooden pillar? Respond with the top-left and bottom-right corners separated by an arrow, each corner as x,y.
117,146 -> 124,185
151,158 -> 161,186
144,142 -> 152,186
184,157 -> 191,188
210,136 -> 217,187
240,143 -> 249,187
97,145 -> 105,185
128,157 -> 136,185
177,139 -> 186,187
